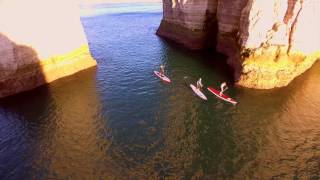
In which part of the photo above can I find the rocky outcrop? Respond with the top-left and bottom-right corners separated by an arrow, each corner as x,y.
157,0 -> 218,49
158,0 -> 320,89
0,0 -> 96,98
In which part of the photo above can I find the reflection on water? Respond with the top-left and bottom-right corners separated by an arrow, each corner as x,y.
0,3 -> 319,179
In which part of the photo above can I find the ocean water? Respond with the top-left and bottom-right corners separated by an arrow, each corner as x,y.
0,3 -> 319,179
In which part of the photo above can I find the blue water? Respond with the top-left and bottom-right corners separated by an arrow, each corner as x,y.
0,3 -> 319,179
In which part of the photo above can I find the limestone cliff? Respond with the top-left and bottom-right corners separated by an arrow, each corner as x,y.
0,0 -> 96,98
157,0 -> 218,49
158,0 -> 320,89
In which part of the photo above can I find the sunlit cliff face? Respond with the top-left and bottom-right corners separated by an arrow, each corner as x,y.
171,0 -> 188,8
0,0 -> 87,60
240,0 -> 320,54
236,0 -> 320,88
0,0 -> 96,98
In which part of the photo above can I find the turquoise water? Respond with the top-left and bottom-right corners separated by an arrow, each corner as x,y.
0,3 -> 319,179
80,3 -> 162,17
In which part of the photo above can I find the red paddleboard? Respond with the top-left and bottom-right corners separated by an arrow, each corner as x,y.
207,87 -> 237,105
154,71 -> 171,83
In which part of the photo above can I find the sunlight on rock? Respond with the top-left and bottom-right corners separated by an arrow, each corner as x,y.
0,0 -> 96,98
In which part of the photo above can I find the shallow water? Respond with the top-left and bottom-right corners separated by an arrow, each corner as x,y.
0,3 -> 319,179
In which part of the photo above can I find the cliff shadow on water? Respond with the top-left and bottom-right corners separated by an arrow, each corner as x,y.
157,33 -> 234,85
0,31 -> 105,179
0,39 -> 107,179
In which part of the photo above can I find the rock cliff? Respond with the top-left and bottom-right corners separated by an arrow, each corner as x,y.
157,0 -> 218,49
157,0 -> 320,89
0,0 -> 96,98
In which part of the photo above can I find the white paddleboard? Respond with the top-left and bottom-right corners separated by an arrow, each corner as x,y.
154,71 -> 171,83
190,84 -> 207,101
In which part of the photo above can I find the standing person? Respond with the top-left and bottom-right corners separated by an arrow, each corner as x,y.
159,65 -> 165,76
220,82 -> 228,96
196,78 -> 203,90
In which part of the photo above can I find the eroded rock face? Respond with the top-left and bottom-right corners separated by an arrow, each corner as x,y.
158,0 -> 320,89
0,0 -> 96,98
157,0 -> 218,49
237,0 -> 320,88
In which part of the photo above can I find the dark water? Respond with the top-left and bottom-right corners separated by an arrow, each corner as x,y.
1,3 -> 319,179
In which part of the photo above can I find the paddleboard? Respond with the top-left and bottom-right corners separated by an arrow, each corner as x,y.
190,84 -> 207,101
207,87 -> 237,105
154,71 -> 171,83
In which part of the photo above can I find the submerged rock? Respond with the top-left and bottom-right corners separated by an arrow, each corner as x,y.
157,0 -> 320,89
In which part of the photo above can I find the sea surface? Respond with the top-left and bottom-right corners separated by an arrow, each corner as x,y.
0,3 -> 319,179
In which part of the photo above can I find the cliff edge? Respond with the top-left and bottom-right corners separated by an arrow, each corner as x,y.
0,0 -> 97,98
157,0 -> 320,89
